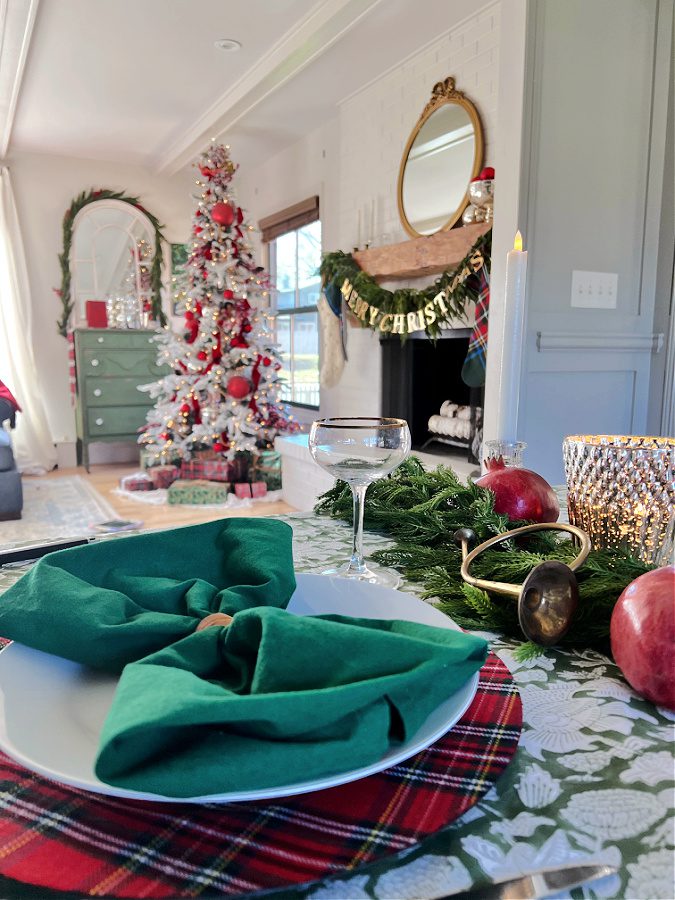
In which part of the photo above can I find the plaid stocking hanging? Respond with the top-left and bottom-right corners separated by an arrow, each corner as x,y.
461,264 -> 490,387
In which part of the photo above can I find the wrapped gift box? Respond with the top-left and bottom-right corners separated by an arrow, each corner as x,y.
149,465 -> 180,489
234,481 -> 267,500
180,459 -> 233,482
168,479 -> 230,505
120,472 -> 155,491
253,450 -> 282,491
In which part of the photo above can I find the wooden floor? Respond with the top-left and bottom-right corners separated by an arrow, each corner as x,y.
42,464 -> 297,530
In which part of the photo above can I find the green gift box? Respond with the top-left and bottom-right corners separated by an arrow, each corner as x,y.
168,478 -> 230,505
253,450 -> 282,490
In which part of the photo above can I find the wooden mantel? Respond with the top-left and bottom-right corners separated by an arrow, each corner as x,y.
353,222 -> 491,280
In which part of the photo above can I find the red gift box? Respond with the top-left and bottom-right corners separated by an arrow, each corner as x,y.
234,481 -> 267,499
180,459 -> 233,482
120,472 -> 155,491
86,300 -> 108,328
149,465 -> 180,489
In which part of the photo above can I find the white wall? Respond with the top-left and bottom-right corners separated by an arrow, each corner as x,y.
237,1 -> 501,421
7,152 -> 195,446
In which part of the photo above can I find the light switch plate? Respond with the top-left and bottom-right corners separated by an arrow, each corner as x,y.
571,270 -> 618,308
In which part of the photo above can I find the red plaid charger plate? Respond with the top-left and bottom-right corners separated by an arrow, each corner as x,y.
0,653 -> 521,898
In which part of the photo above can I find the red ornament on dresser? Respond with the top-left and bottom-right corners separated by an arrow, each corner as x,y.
211,201 -> 236,226
610,565 -> 675,710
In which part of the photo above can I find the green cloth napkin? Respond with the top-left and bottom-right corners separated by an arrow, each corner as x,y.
0,518 -> 488,797
96,609 -> 487,796
0,518 -> 296,672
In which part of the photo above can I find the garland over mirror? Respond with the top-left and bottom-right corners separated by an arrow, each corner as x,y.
320,229 -> 490,339
55,189 -> 166,337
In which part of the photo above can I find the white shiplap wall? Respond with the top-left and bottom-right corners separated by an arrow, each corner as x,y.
332,1 -> 501,418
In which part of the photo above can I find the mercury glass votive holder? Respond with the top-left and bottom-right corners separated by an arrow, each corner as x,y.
562,435 -> 675,566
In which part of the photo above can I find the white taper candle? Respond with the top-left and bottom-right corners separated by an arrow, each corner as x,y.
497,230 -> 528,442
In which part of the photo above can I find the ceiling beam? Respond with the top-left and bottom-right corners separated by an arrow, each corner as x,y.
0,0 -> 40,159
153,0 -> 383,175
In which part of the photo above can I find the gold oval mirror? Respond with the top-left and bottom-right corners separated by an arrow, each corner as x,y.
397,77 -> 484,238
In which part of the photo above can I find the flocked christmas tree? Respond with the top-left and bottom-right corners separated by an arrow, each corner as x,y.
140,143 -> 297,465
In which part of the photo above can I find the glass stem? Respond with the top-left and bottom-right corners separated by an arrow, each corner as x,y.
349,483 -> 368,572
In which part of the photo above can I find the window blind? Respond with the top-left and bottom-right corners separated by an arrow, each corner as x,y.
259,196 -> 319,243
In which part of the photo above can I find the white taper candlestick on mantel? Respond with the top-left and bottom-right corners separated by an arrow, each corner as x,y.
496,230 -> 528,442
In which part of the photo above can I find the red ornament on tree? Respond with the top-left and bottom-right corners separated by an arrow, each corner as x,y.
223,290 -> 234,300
211,202 -> 236,226
226,375 -> 252,399
262,357 -> 271,367
197,350 -> 208,361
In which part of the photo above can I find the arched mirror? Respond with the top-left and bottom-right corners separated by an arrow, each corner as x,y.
397,77 -> 484,237
71,200 -> 156,326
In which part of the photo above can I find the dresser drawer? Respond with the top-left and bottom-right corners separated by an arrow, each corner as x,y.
86,405 -> 149,437
83,377 -> 151,407
81,349 -> 164,379
78,329 -> 159,351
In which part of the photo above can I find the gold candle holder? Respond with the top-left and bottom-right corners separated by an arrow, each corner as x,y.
562,435 -> 675,566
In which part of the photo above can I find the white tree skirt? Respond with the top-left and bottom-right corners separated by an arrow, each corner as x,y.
113,487 -> 283,510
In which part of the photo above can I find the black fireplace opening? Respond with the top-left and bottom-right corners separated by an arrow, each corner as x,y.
380,333 -> 482,461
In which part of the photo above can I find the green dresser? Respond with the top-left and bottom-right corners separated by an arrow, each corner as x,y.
74,328 -> 167,470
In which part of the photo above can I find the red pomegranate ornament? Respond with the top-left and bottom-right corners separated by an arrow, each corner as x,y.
476,458 -> 559,523
226,375 -> 252,399
211,202 -> 236,227
610,565 -> 675,710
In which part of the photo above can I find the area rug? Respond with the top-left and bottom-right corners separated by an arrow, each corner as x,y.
0,476 -> 117,548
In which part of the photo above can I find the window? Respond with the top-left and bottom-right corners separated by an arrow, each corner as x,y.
267,218 -> 321,408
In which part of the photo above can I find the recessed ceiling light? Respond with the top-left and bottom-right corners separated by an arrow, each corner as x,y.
214,39 -> 241,52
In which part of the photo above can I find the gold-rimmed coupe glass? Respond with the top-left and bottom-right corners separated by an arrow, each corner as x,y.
309,417 -> 411,587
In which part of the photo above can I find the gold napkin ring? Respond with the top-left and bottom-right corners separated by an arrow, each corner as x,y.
196,612 -> 234,631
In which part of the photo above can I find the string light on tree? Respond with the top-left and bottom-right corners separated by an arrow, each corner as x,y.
139,143 -> 299,462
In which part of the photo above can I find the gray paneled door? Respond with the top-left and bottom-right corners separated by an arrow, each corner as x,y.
517,0 -> 673,484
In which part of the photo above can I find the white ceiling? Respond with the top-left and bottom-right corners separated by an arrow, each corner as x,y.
1,0 -> 480,172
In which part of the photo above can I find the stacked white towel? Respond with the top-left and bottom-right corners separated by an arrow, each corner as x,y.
428,415 -> 471,440
439,401 -> 471,421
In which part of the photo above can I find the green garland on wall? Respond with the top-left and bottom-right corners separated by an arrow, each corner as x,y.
315,457 -> 650,659
56,189 -> 167,337
319,229 -> 491,339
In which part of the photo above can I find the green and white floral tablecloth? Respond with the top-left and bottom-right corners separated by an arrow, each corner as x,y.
0,513 -> 673,900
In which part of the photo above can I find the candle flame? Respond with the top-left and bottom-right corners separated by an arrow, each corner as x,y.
514,231 -> 523,251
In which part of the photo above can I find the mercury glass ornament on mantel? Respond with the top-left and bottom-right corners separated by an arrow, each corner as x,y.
563,435 -> 675,566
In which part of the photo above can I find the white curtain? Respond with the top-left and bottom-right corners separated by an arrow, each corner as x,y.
0,167 -> 57,473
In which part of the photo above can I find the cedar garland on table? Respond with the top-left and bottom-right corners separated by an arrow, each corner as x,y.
314,457 -> 651,658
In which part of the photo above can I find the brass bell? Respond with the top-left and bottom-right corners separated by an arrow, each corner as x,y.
453,523 -> 592,646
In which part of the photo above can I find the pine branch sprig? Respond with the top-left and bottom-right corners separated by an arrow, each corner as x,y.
314,456 -> 654,652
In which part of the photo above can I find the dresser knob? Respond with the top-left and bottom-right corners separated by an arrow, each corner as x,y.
97,337 -> 104,344
95,418 -> 104,426
91,358 -> 99,367
93,388 -> 102,397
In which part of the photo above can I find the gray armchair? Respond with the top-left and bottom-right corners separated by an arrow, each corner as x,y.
0,398 -> 23,520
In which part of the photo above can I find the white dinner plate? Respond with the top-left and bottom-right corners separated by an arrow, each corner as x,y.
0,573 -> 479,804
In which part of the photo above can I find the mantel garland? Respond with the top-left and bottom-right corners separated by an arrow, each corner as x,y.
315,457 -> 651,659
319,229 -> 491,339
55,189 -> 167,337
